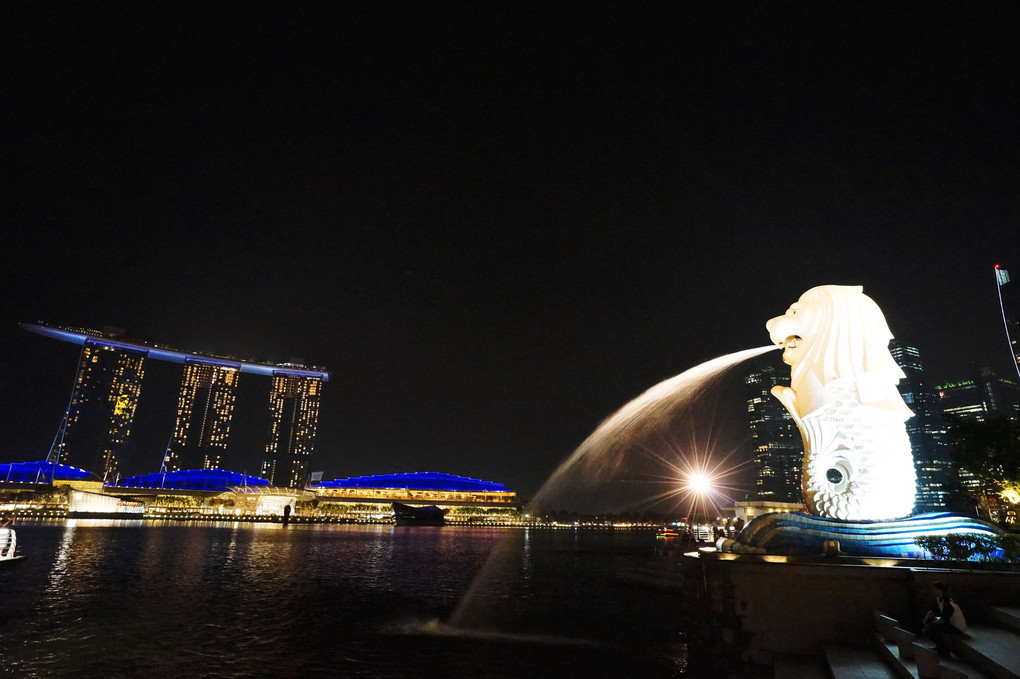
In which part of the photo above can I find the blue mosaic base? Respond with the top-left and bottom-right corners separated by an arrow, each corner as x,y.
735,512 -> 1003,558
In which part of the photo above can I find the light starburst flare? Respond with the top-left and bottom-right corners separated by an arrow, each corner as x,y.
633,427 -> 752,523
685,470 -> 713,495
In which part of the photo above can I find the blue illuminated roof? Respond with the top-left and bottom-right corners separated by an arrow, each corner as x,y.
0,460 -> 93,483
21,322 -> 329,381
116,468 -> 270,491
313,471 -> 511,492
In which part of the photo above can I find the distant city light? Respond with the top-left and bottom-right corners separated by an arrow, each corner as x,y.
1002,486 -> 1020,505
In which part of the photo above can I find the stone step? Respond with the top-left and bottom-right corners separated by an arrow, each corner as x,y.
949,625 -> 1020,679
987,607 -> 1020,636
824,642 -> 900,679
873,631 -> 915,679
874,632 -> 991,679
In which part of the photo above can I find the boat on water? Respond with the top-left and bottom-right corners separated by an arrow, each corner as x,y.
655,526 -> 680,542
392,501 -> 446,526
0,528 -> 26,568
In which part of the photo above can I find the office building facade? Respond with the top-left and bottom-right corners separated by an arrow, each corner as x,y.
888,341 -> 955,513
937,365 -> 1020,519
745,362 -> 803,504
939,367 -> 1020,422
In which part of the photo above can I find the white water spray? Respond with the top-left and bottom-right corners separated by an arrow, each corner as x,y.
529,345 -> 778,514
451,345 -> 777,629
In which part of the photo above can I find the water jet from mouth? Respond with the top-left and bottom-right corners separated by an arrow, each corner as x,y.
450,344 -> 778,630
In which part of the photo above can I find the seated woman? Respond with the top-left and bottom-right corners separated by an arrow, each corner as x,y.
923,581 -> 967,657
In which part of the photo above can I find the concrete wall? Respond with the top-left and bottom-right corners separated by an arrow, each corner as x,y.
683,553 -> 1020,667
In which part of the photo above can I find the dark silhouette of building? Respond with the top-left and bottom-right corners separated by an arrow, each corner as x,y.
47,333 -> 146,479
262,373 -> 324,488
745,362 -> 803,504
162,362 -> 240,471
889,341 -> 956,513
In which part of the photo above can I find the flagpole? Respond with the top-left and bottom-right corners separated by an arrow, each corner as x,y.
995,265 -> 1020,381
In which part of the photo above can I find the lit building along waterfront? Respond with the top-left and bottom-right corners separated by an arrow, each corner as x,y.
0,460 -> 92,484
118,468 -> 270,491
312,471 -> 518,509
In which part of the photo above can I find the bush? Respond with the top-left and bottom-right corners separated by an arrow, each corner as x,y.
914,535 -> 950,560
914,532 -> 1015,564
969,534 -> 1000,561
944,533 -> 978,561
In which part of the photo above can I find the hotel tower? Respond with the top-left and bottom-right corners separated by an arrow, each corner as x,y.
48,339 -> 147,479
25,322 -> 328,481
262,374 -> 323,488
162,362 -> 240,471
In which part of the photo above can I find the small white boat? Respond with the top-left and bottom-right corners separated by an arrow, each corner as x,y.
0,527 -> 26,568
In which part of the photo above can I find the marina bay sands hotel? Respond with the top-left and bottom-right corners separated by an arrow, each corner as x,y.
21,322 -> 329,489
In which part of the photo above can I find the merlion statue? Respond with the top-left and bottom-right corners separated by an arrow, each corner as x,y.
766,285 -> 916,520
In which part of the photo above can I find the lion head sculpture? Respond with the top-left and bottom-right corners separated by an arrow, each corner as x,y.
766,285 -> 912,420
766,285 -> 916,520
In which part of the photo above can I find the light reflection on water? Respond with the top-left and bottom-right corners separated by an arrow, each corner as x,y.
0,521 -> 688,678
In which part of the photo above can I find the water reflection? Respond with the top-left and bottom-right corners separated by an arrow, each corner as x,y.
46,520 -> 77,592
1,522 -> 686,678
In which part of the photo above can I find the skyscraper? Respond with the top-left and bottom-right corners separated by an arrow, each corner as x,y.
996,264 -> 1020,381
262,373 -> 324,488
938,366 -> 1020,421
48,341 -> 146,479
888,341 -> 955,513
162,362 -> 240,471
937,366 -> 1020,519
745,362 -> 803,504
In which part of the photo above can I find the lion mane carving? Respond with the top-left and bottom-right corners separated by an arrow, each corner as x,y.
766,285 -> 916,520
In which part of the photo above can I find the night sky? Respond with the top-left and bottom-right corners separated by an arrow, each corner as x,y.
3,4 -> 1018,502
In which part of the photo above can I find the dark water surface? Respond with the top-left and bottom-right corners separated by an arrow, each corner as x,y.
0,521 -> 690,678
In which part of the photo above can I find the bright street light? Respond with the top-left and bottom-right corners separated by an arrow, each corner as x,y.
685,470 -> 713,495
